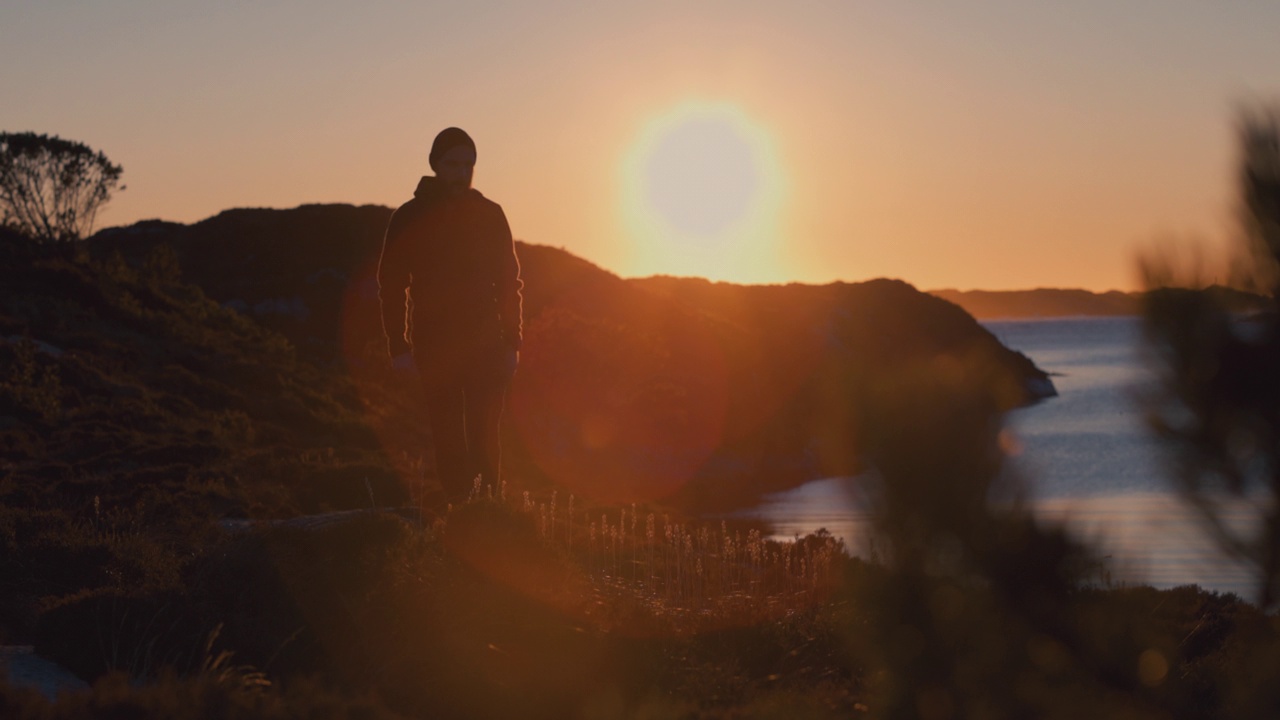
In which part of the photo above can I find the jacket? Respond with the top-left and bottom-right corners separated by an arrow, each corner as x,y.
378,176 -> 523,360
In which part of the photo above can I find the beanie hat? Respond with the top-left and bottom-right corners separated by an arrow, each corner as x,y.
429,127 -> 476,170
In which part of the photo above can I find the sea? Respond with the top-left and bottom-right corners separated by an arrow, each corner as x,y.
739,316 -> 1262,598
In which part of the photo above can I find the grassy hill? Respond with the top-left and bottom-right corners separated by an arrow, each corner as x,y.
0,227 -> 420,639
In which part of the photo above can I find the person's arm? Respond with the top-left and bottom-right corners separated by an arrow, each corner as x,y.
378,207 -> 414,359
494,206 -> 523,351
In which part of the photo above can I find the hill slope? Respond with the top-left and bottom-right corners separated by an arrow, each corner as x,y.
87,204 -> 1053,510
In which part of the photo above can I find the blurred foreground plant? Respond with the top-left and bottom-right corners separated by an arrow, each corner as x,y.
1142,105 -> 1280,608
848,347 -> 1129,719
841,103 -> 1280,720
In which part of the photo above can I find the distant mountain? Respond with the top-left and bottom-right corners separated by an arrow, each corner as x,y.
77,205 -> 1054,511
928,288 -> 1140,319
930,287 -> 1267,320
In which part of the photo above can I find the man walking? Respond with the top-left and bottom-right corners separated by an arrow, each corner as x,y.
378,127 -> 523,506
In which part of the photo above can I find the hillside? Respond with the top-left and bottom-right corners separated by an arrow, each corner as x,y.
0,227 -> 430,646
87,204 -> 1053,510
14,215 -> 1280,719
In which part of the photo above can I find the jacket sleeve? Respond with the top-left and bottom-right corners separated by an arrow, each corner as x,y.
494,205 -> 524,351
377,207 -> 413,357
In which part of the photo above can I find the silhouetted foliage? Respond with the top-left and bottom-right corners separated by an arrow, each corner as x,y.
831,278 -> 1280,718
1143,106 -> 1280,609
828,109 -> 1280,717
843,341 -> 1123,718
0,132 -> 123,243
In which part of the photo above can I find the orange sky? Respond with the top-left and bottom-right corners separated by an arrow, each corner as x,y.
4,2 -> 1278,291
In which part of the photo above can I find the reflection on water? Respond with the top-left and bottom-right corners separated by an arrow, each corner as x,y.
1035,492 -> 1260,592
736,478 -> 1260,596
734,477 -> 871,550
993,317 -> 1167,498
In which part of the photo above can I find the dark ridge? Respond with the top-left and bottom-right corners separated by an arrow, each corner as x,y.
79,204 -> 1055,511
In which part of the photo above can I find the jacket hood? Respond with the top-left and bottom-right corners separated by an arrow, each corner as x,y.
414,176 -> 481,202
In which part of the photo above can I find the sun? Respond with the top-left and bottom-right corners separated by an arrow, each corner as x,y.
620,101 -> 785,282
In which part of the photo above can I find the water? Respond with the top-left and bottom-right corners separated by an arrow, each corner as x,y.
741,317 -> 1261,597
995,317 -> 1165,498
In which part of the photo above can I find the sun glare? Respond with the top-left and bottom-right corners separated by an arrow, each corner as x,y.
620,101 -> 785,282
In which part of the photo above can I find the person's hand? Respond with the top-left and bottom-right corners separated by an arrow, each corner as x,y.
391,352 -> 415,373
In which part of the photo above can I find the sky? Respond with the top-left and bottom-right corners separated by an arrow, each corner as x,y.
4,1 -> 1280,291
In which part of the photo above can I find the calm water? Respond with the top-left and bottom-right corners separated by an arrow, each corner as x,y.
741,317 -> 1261,597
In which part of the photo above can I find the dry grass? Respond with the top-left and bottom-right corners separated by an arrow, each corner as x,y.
440,484 -> 847,633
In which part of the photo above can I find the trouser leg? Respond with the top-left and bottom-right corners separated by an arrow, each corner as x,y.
422,381 -> 472,504
464,367 -> 511,493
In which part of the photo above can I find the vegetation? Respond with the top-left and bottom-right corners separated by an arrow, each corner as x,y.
6,111 -> 1280,717
1142,106 -> 1280,608
0,133 -> 123,243
3,491 -> 1277,719
0,228 -> 415,642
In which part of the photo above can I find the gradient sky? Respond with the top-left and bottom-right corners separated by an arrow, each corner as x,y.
4,1 -> 1279,291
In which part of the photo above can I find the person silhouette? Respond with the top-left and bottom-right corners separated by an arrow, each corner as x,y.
378,127 -> 523,506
